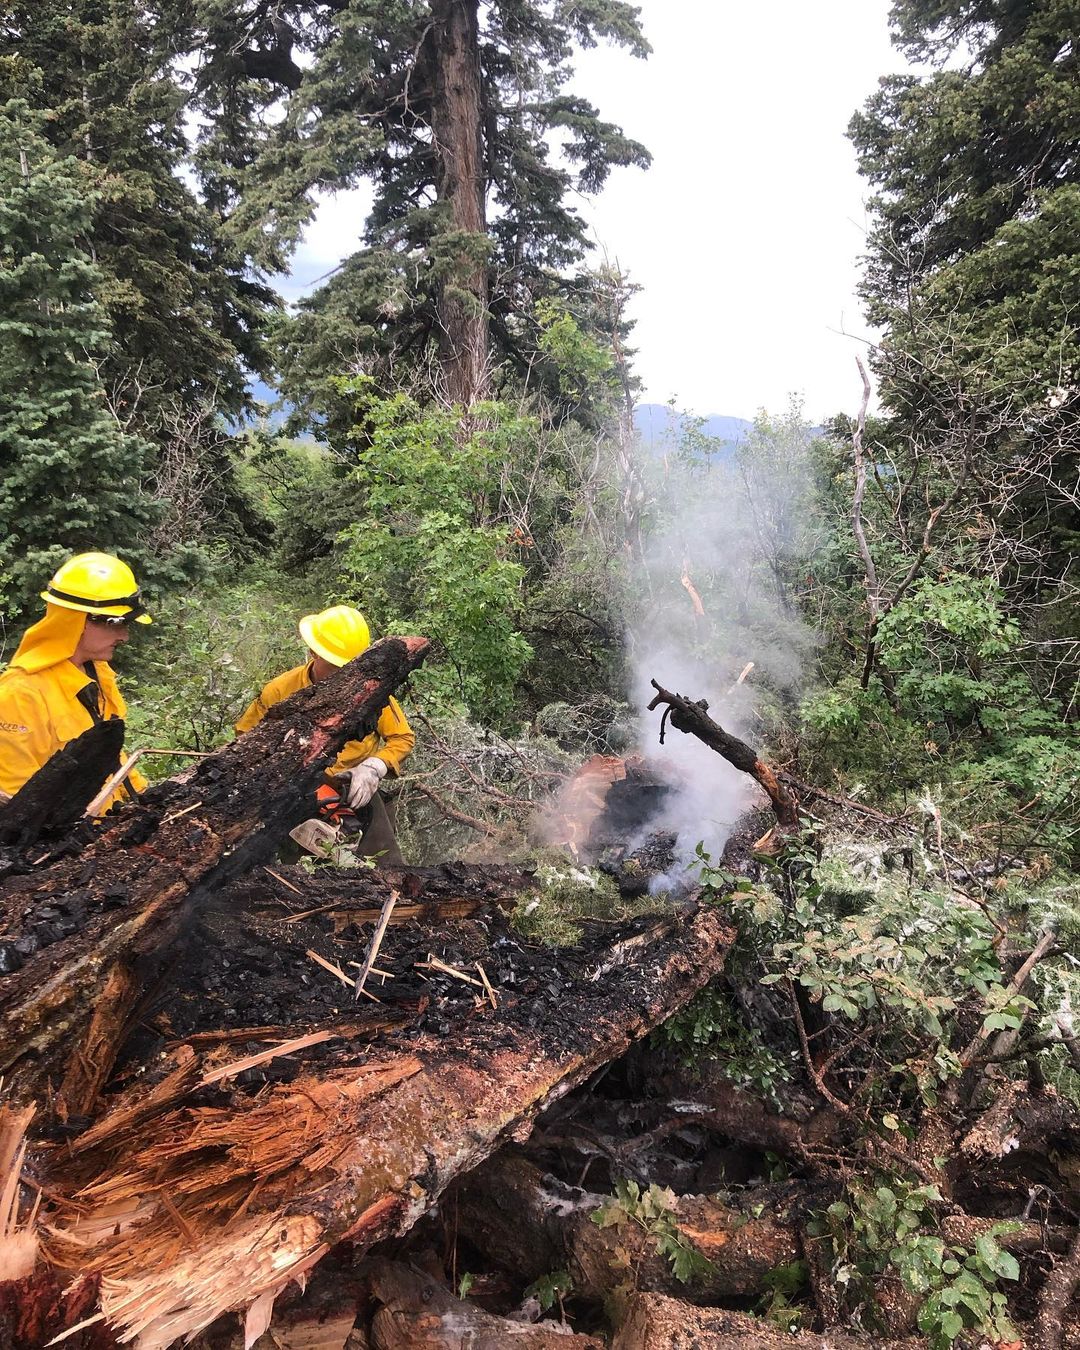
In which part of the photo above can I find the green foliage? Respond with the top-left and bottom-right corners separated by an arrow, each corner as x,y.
592,1180 -> 714,1288
810,1181 -> 1019,1348
656,984 -> 794,1108
334,381 -> 533,724
535,298 -> 614,400
758,1260 -> 809,1333
691,837 -> 1072,1113
0,99 -> 160,621
523,1269 -> 573,1314
1,1 -> 275,562
841,0 -> 1080,817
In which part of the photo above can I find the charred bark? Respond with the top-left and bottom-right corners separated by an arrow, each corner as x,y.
657,1065 -> 848,1159
0,637 -> 430,1110
646,680 -> 799,835
0,719 -> 124,847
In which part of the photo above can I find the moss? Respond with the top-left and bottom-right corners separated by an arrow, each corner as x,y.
512,860 -> 664,946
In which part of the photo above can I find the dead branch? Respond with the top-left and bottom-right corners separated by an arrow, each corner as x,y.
647,680 -> 799,831
410,782 -> 499,835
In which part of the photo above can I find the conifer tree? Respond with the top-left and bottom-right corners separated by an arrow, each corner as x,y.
188,0 -> 651,409
0,101 -> 159,619
848,0 -> 1080,708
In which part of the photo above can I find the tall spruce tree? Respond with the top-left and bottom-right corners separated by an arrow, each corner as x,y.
0,101 -> 159,619
188,0 -> 650,410
0,4 -> 272,425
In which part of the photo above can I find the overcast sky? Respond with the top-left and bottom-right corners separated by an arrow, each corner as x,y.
282,0 -> 913,422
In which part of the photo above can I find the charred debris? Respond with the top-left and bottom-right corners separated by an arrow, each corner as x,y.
0,653 -> 1078,1350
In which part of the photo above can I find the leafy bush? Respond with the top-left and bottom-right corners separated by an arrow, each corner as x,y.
333,380 -> 533,725
592,1179 -> 714,1287
810,1181 -> 1019,1348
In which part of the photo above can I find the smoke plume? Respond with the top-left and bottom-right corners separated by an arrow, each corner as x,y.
626,403 -> 820,868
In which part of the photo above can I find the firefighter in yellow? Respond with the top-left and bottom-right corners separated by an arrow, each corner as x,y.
0,553 -> 151,810
236,605 -> 414,864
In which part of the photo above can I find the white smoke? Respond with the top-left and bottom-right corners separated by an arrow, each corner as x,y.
626,402 -> 820,870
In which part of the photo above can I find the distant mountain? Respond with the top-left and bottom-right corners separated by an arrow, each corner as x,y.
633,404 -> 752,454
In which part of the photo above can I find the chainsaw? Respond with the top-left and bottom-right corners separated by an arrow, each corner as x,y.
288,780 -> 372,859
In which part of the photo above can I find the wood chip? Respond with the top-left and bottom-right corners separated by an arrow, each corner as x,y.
418,955 -> 485,988
306,949 -> 355,989
266,867 -> 304,895
161,800 -> 204,826
156,1186 -> 198,1245
306,950 -> 383,1003
476,962 -> 498,1010
200,1030 -> 338,1086
44,1313 -> 106,1346
354,890 -> 398,1003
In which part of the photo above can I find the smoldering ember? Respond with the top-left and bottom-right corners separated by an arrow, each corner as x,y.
0,635 -> 1077,1350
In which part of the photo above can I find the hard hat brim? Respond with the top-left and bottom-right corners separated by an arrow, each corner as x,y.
42,593 -> 152,624
299,613 -> 347,666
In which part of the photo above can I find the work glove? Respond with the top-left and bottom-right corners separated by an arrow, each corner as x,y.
339,757 -> 387,811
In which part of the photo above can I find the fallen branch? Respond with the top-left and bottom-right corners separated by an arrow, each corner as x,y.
410,783 -> 499,836
647,679 -> 799,832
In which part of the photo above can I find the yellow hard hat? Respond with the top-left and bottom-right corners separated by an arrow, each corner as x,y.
42,552 -> 152,624
299,605 -> 371,667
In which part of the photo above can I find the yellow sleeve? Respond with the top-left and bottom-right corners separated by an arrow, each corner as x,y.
123,755 -> 149,795
235,692 -> 269,735
0,681 -> 59,797
373,697 -> 415,776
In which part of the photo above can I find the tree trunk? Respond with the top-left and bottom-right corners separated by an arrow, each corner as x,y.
453,1152 -> 800,1303
612,1295 -> 927,1350
429,0 -> 489,406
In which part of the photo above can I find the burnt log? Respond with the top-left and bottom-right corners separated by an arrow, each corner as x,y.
22,904 -> 734,1348
226,859 -> 534,930
367,1261 -> 602,1349
658,1065 -> 848,1158
453,1151 -> 798,1303
0,719 -> 124,848
0,636 -> 430,1111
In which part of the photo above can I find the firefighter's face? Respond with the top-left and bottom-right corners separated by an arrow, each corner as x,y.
80,616 -> 131,662
309,653 -> 336,683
